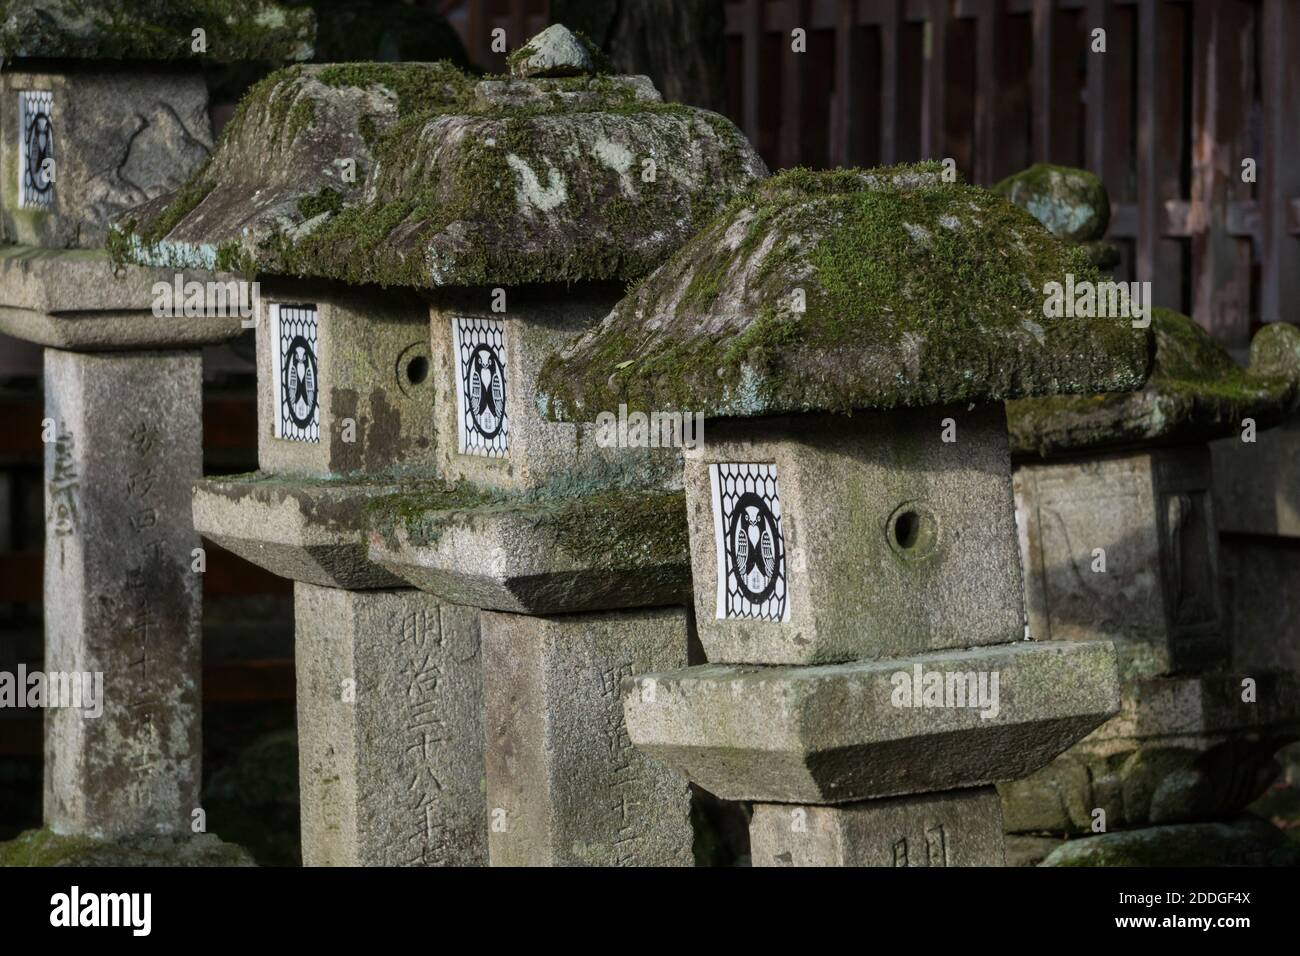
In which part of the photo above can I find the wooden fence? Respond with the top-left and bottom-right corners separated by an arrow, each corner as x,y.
718,0 -> 1300,346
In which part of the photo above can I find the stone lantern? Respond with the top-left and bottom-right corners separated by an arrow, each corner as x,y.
1000,307 -> 1300,861
537,164 -> 1147,865
0,0 -> 313,860
116,26 -> 766,865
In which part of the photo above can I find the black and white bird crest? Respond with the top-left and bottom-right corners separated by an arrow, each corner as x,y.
729,492 -> 781,602
466,343 -> 505,438
284,335 -> 318,428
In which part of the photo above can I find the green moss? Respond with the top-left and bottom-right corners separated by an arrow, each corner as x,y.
357,113 -> 379,149
316,60 -> 476,114
286,95 -> 316,140
296,186 -> 344,220
365,481 -> 504,549
539,163 -> 1142,420
1008,307 -> 1297,457
505,42 -> 538,71
0,0 -> 315,63
114,58 -> 760,288
0,828 -> 254,866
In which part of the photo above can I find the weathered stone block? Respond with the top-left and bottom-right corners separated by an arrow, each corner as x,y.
623,640 -> 1119,804
1014,445 -> 1227,678
43,349 -> 202,839
1220,535 -> 1300,674
254,284 -> 436,477
294,583 -> 486,866
998,671 -> 1300,833
1,70 -> 211,248
430,288 -> 681,494
192,472 -> 407,589
683,405 -> 1024,664
1212,417 -> 1300,537
750,788 -> 1005,867
482,607 -> 693,866
367,486 -> 690,613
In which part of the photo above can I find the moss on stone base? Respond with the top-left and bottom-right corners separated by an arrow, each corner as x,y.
0,829 -> 255,867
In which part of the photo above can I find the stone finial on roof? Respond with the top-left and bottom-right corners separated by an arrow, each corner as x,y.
537,163 -> 1151,423
996,163 -> 1119,270
994,163 -> 1110,243
508,23 -> 597,78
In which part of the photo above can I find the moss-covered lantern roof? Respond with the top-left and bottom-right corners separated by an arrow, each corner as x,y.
535,164 -> 1152,423
1008,309 -> 1300,458
109,27 -> 767,289
0,0 -> 315,62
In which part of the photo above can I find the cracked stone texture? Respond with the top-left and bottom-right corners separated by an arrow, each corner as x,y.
295,583 -> 486,866
537,164 -> 1149,424
509,24 -> 596,78
253,284 -> 435,478
623,640 -> 1120,804
482,608 -> 693,866
113,60 -> 766,288
998,671 -> 1300,833
0,0 -> 315,62
993,163 -> 1109,242
1008,313 -> 1300,460
192,472 -> 408,589
43,350 -> 202,840
0,245 -> 244,349
429,288 -> 683,495
750,788 -> 1006,867
1,70 -> 213,249
367,488 -> 690,614
1014,444 -> 1229,680
684,405 -> 1025,665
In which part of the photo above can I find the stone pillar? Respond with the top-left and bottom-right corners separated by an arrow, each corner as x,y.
481,608 -> 692,866
294,583 -> 485,866
750,789 -> 1005,867
43,349 -> 201,838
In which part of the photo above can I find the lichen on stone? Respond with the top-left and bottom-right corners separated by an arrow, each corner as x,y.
994,163 -> 1110,243
109,62 -> 472,273
535,163 -> 1151,422
111,53 -> 766,288
0,0 -> 315,62
1007,308 -> 1300,458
